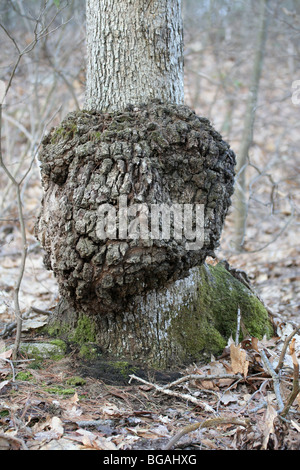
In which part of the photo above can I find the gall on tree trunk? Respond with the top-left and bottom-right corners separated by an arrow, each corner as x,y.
36,0 -> 273,368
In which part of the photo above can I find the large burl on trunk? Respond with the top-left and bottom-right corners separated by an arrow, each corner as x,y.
36,101 -> 272,367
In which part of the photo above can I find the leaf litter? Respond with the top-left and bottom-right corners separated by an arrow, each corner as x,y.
0,184 -> 299,450
0,317 -> 299,450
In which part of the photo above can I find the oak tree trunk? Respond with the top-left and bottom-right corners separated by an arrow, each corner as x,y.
85,0 -> 184,111
36,0 -> 273,368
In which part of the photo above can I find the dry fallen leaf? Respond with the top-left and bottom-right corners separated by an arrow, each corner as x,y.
261,396 -> 277,450
38,438 -> 81,450
220,392 -> 238,406
0,380 -> 10,391
230,343 -> 249,378
100,403 -> 122,418
0,348 -> 13,360
50,417 -> 64,437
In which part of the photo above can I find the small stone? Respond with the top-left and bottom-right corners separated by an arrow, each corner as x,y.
19,342 -> 66,360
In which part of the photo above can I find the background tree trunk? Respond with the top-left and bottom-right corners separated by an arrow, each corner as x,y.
233,0 -> 270,251
85,0 -> 184,111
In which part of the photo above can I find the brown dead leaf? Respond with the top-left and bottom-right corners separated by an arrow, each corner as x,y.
0,436 -> 11,450
100,403 -> 122,418
71,429 -> 119,450
63,405 -> 82,420
50,417 -> 64,437
37,438 -> 81,450
220,392 -> 238,406
200,379 -> 217,390
75,428 -> 98,447
289,338 -> 299,367
70,392 -> 79,403
201,438 -> 218,449
0,348 -> 13,360
0,380 -> 10,392
93,436 -> 118,450
32,415 -> 64,440
230,343 -> 249,378
261,396 -> 277,450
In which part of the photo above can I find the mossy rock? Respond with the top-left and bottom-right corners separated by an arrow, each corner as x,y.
19,341 -> 66,361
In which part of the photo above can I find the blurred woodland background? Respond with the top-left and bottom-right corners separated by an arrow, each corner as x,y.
0,0 -> 299,334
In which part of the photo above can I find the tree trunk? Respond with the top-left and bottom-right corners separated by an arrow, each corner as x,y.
233,0 -> 270,251
36,0 -> 273,368
85,0 -> 184,111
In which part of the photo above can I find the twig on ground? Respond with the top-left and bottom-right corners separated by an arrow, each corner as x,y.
237,378 -> 269,414
0,102 -> 28,361
235,307 -> 241,345
161,373 -> 242,390
0,357 -> 16,381
129,374 -> 215,413
164,416 -> 250,450
276,324 -> 300,373
31,306 -> 53,316
260,350 -> 284,413
279,338 -> 300,419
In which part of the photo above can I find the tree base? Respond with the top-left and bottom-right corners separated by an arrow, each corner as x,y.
47,262 -> 274,369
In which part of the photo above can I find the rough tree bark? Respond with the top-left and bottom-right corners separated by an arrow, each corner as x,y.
36,0 -> 273,368
85,0 -> 184,111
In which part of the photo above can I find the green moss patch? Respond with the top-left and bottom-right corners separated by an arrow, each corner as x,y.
66,376 -> 86,386
70,315 -> 96,345
44,386 -> 76,396
170,262 -> 274,361
16,371 -> 34,381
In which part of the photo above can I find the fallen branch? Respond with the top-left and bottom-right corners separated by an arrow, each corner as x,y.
260,350 -> 284,413
162,373 -> 242,390
129,374 -> 215,414
164,416 -> 249,450
279,338 -> 300,419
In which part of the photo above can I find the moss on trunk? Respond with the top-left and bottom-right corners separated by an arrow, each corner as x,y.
169,262 -> 273,361
47,262 -> 273,368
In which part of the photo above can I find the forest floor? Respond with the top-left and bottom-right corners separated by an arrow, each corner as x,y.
0,104 -> 299,451
0,202 -> 299,450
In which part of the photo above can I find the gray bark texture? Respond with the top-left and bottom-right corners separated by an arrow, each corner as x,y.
36,102 -> 235,312
35,0 -> 272,368
35,102 -> 241,366
85,0 -> 184,111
